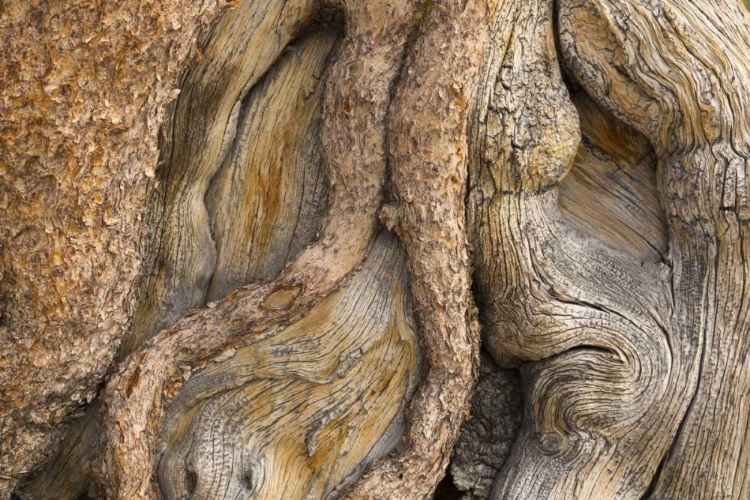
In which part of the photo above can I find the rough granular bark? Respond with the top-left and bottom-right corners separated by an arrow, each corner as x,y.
0,1 -> 228,496
450,354 -> 521,499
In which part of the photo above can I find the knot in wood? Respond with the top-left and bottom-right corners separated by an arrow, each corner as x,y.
262,283 -> 304,311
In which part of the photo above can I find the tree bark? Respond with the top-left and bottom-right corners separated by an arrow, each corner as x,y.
3,0 -> 750,499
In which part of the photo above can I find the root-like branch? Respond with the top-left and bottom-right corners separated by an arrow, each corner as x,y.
95,1 -> 418,497
339,1 -> 497,497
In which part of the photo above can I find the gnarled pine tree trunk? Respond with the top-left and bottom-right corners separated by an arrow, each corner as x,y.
2,0 -> 750,499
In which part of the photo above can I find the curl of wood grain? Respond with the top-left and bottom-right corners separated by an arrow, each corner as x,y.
448,87 -> 666,500
468,0 -> 680,497
157,231 -> 419,499
559,0 -> 750,497
94,0 -> 418,497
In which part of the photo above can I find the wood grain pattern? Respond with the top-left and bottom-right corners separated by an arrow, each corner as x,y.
560,0 -> 750,497
94,0 -> 418,496
205,31 -> 334,301
469,0 -> 679,497
560,93 -> 667,263
157,231 -> 419,500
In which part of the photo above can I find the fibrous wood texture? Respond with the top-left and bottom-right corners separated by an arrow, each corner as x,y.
6,0 -> 750,498
559,0 -> 750,496
158,230 -> 419,499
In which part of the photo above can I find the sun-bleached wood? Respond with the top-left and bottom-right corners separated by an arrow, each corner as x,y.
560,0 -> 750,497
204,31 -> 334,301
559,92 -> 667,263
469,0 -> 681,497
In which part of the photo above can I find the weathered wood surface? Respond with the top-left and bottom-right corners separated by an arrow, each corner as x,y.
471,1 -> 677,497
93,0 -> 429,497
560,0 -> 750,496
5,0 -> 750,498
158,231 -> 419,499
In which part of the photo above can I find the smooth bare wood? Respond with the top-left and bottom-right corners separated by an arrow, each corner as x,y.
204,31 -> 334,301
560,93 -> 667,263
119,0 -> 317,358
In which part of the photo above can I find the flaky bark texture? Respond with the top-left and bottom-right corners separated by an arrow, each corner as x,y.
0,1 -> 230,496
5,0 -> 750,499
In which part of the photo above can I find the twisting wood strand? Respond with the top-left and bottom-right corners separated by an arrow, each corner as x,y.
469,0 -> 680,498
94,0 -> 418,496
560,0 -> 750,497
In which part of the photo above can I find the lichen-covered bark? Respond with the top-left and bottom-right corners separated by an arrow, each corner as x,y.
0,1 -> 229,496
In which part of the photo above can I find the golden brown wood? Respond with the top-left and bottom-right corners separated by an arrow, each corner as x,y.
5,0 -> 750,499
158,231 -> 419,499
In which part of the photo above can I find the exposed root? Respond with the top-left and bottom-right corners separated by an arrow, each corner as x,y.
340,0 -> 497,497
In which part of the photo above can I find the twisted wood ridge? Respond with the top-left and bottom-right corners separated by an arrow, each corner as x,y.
93,0 -> 483,497
559,0 -> 750,497
468,0 -> 750,498
5,0 -> 750,498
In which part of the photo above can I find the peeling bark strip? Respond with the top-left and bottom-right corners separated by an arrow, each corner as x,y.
469,1 -> 682,498
0,1 -> 230,497
560,0 -> 750,497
